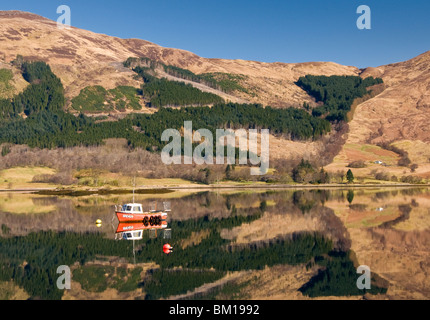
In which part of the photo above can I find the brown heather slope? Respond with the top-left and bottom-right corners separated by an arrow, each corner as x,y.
327,51 -> 430,177
0,10 -> 359,108
351,51 -> 430,145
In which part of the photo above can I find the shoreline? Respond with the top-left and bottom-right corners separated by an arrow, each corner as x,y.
0,183 -> 429,195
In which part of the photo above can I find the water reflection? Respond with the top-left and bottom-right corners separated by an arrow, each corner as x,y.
0,187 -> 429,300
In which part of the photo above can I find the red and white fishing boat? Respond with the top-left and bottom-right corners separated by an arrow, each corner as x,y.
115,203 -> 168,223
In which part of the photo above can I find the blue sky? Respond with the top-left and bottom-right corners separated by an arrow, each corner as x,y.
2,0 -> 429,68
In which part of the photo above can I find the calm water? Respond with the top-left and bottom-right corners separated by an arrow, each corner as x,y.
0,187 -> 429,300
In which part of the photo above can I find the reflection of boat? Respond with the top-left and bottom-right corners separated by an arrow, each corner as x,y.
115,203 -> 168,224
114,224 -> 146,263
117,229 -> 144,241
116,221 -> 167,234
115,222 -> 171,241
115,223 -> 173,262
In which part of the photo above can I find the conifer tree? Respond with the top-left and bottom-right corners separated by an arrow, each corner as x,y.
346,169 -> 354,183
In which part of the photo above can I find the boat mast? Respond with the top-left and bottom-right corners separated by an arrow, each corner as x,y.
133,239 -> 136,264
132,176 -> 136,203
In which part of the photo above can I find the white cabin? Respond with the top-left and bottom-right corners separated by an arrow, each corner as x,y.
122,230 -> 143,240
120,203 -> 143,213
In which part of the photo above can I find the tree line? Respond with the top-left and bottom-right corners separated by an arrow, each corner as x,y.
124,57 -> 248,94
0,59 -> 65,118
132,66 -> 224,107
0,103 -> 332,151
296,75 -> 383,122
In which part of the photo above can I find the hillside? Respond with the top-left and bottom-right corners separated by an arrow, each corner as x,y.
0,11 -> 359,109
327,51 -> 430,180
0,10 -> 429,183
352,51 -> 430,144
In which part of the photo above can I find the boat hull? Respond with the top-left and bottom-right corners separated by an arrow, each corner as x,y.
116,211 -> 167,223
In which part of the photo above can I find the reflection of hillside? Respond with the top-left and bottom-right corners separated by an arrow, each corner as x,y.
0,193 -> 56,214
322,188 -> 430,299
349,228 -> 430,299
0,196 -> 100,236
221,205 -> 351,252
1,188 -> 429,300
324,188 -> 430,229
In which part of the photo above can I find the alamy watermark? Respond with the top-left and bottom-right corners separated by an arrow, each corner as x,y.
357,5 -> 371,30
56,265 -> 71,290
161,121 -> 270,175
57,5 -> 71,29
57,4 -> 370,31
356,265 -> 371,290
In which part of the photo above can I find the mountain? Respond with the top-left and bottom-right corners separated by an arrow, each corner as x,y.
338,51 -> 430,175
0,10 -> 429,177
351,51 -> 430,144
0,10 -> 359,108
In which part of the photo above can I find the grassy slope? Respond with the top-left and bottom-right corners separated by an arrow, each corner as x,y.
0,167 -> 57,189
0,166 -> 202,190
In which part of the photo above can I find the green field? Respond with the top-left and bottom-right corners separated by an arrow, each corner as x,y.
71,85 -> 143,112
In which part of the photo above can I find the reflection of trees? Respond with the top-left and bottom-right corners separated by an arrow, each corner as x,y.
347,190 -> 354,204
299,251 -> 388,297
379,204 -> 412,228
373,191 -> 392,201
348,203 -> 367,211
400,188 -> 427,196
0,213 -> 330,300
292,190 -> 331,213
293,191 -> 317,214
200,189 -> 353,251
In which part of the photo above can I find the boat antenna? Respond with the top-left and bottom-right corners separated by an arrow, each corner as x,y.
132,176 -> 136,203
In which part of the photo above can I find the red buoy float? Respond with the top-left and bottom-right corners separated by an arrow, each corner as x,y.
163,244 -> 173,254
